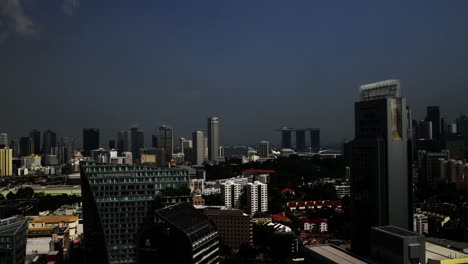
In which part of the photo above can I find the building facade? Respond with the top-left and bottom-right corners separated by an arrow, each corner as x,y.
0,148 -> 12,176
80,162 -> 190,264
208,117 -> 219,162
83,128 -> 100,157
0,216 -> 28,264
221,181 -> 242,209
259,141 -> 269,158
246,181 -> 268,214
351,80 -> 410,255
192,131 -> 204,166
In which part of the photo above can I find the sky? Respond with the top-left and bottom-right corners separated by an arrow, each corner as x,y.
1,0 -> 468,148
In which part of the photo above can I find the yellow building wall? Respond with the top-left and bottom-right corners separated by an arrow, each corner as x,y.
429,258 -> 468,264
0,148 -> 12,176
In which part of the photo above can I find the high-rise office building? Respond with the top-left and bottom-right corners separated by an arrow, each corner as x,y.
351,80 -> 409,255
158,125 -> 173,160
151,134 -> 158,148
203,137 -> 208,161
117,130 -> 130,154
458,114 -> 468,159
0,133 -> 8,148
29,129 -> 41,154
426,106 -> 441,142
310,129 -> 320,153
80,162 -> 190,264
259,141 -> 269,158
0,147 -> 13,176
42,130 -> 57,155
192,131 -> 204,166
0,216 -> 28,264
246,181 -> 268,214
83,128 -> 100,156
108,139 -> 116,149
131,127 -> 144,163
295,130 -> 306,152
10,139 -> 19,158
208,117 -> 219,162
280,129 -> 292,149
19,137 -> 33,157
58,137 -> 75,164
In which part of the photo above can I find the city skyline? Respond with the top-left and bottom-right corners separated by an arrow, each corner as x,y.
2,1 -> 468,146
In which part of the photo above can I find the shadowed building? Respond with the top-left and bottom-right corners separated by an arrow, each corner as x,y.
19,137 -> 33,157
137,203 -> 220,264
131,127 -> 144,164
158,125 -> 173,161
29,129 -> 41,154
43,130 -> 57,155
83,128 -> 100,157
80,162 -> 190,264
0,215 -> 28,264
296,130 -> 306,152
192,131 -> 204,166
208,117 -> 219,162
351,80 -> 410,256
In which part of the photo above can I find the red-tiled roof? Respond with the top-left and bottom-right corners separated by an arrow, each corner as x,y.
281,188 -> 294,193
312,218 -> 328,223
288,202 -> 297,207
271,214 -> 291,222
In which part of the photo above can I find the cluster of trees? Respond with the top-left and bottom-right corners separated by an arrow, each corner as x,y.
2,187 -> 81,212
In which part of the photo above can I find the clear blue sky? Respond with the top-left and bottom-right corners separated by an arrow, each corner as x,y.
1,0 -> 468,147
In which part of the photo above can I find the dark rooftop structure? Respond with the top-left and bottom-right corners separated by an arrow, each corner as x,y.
137,202 -> 219,264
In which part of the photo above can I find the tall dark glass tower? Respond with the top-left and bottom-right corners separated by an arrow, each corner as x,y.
158,125 -> 173,161
83,128 -> 100,156
310,129 -> 320,152
295,130 -> 306,152
43,130 -> 57,155
351,80 -> 409,256
426,106 -> 441,141
208,117 -> 219,162
29,129 -> 41,155
131,127 -> 144,163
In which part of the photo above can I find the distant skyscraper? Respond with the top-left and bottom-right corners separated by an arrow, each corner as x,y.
151,134 -> 158,148
310,129 -> 320,152
192,131 -> 204,166
0,133 -> 8,148
203,137 -> 208,161
458,114 -> 468,159
42,130 -> 57,155
80,162 -> 190,264
117,130 -> 130,154
58,137 -> 74,164
280,128 -> 292,149
131,127 -> 144,163
295,130 -> 306,152
0,147 -> 13,176
158,125 -> 173,160
10,138 -> 19,158
108,139 -> 115,149
83,128 -> 100,156
351,80 -> 409,255
19,137 -> 33,157
259,141 -> 270,158
426,106 -> 441,142
208,117 -> 219,162
29,129 -> 41,154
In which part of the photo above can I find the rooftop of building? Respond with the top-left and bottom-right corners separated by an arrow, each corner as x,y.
155,202 -> 218,244
30,215 -> 78,223
425,242 -> 468,261
0,215 -> 28,236
304,245 -> 369,264
373,225 -> 421,238
426,237 -> 468,253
